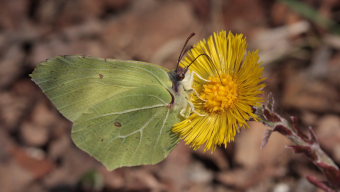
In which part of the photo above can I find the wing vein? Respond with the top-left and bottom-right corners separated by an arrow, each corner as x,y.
151,108 -> 170,161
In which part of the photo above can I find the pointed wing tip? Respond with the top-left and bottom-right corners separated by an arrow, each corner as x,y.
30,55 -> 77,78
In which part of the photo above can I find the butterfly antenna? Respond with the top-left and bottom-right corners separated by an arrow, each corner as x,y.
184,54 -> 207,70
176,33 -> 195,73
184,53 -> 224,85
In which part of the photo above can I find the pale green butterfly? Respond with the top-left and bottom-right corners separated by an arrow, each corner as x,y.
30,34 -> 197,171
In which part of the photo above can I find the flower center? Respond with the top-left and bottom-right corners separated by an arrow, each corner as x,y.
200,74 -> 238,113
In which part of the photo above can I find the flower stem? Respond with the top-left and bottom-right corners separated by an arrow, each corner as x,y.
256,96 -> 340,191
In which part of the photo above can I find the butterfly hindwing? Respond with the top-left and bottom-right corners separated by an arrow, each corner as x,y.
72,86 -> 179,170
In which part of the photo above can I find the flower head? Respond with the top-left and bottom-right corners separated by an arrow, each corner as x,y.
173,31 -> 266,151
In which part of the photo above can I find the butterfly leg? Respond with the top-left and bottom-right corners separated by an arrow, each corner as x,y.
180,105 -> 190,118
187,100 -> 206,117
191,71 -> 210,82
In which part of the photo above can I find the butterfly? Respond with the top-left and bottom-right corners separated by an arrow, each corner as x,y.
30,34 -> 195,171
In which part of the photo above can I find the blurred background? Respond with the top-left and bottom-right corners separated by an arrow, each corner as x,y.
1,0 -> 340,191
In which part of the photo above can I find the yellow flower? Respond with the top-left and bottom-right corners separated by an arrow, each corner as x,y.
173,31 -> 266,151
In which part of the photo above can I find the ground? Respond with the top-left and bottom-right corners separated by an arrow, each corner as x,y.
0,0 -> 340,192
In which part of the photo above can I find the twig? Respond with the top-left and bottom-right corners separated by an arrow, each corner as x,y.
257,95 -> 340,192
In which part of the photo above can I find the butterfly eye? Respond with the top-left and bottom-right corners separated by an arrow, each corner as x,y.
178,73 -> 183,80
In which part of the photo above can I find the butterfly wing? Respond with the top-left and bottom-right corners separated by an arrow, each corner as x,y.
31,56 -> 181,170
